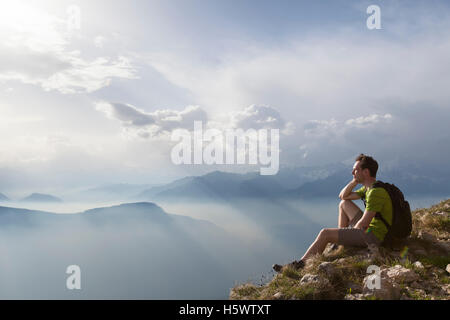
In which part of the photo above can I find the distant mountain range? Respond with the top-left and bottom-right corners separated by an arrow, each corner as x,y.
136,163 -> 348,202
0,193 -> 9,201
21,193 -> 63,203
0,201 -> 222,233
3,162 -> 449,204
136,163 -> 450,202
72,183 -> 155,202
137,170 -> 288,201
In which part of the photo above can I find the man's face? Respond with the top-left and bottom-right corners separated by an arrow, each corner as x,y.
352,161 -> 364,183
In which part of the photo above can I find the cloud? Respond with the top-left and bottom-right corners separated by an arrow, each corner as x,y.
303,113 -> 393,139
297,105 -> 450,169
95,102 -> 208,137
2,1 -> 450,188
297,113 -> 398,165
144,15 -> 450,127
94,36 -> 107,48
0,56 -> 137,94
304,113 -> 392,135
0,3 -> 136,94
304,119 -> 338,135
345,114 -> 392,128
226,104 -> 294,135
97,102 -> 293,139
231,105 -> 286,130
95,102 -> 154,126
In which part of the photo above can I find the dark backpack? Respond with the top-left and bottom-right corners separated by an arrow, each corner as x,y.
361,181 -> 412,246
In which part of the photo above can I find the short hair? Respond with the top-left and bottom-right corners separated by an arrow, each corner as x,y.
355,154 -> 378,177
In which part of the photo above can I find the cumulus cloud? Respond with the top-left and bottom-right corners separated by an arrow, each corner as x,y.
231,105 -> 284,129
95,102 -> 208,137
230,104 -> 294,135
96,102 -> 294,140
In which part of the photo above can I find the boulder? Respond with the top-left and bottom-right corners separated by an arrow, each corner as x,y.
299,273 -> 331,289
437,241 -> 450,254
384,265 -> 419,284
418,231 -> 435,242
414,249 -> 427,257
273,292 -> 283,299
368,244 -> 380,256
300,274 -> 320,284
362,265 -> 418,300
442,284 -> 450,295
318,262 -> 337,277
345,281 -> 363,294
323,243 -> 340,256
362,273 -> 401,300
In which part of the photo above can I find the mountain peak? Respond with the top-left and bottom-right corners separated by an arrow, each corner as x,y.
231,198 -> 450,300
0,193 -> 10,201
21,193 -> 63,203
82,202 -> 168,222
117,202 -> 161,209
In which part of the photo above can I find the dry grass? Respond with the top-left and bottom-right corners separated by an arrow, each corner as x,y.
230,199 -> 450,300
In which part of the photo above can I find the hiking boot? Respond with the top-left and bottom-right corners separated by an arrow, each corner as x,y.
272,263 -> 283,272
288,260 -> 305,270
272,260 -> 305,273
330,243 -> 339,251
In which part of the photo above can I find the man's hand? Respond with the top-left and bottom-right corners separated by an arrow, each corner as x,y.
354,211 -> 376,230
339,179 -> 360,200
353,220 -> 368,231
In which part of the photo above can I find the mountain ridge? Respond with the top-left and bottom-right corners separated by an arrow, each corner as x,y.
21,193 -> 63,203
136,164 -> 450,202
0,193 -> 10,201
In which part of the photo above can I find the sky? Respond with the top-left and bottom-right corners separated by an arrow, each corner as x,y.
1,0 -> 450,195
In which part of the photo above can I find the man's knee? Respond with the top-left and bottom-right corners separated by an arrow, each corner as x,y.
319,228 -> 330,239
319,228 -> 339,243
339,199 -> 354,210
339,200 -> 360,215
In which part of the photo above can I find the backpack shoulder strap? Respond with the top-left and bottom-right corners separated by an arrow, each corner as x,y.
375,211 -> 391,229
371,181 -> 392,229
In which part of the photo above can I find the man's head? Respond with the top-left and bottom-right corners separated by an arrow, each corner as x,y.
352,154 -> 378,183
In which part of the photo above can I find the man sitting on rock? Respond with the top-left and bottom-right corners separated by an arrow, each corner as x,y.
273,154 -> 393,272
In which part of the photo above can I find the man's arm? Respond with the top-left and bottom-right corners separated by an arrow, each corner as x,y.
354,210 -> 376,231
339,179 -> 360,200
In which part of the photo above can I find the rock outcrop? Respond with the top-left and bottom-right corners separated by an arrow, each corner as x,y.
230,199 -> 450,300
